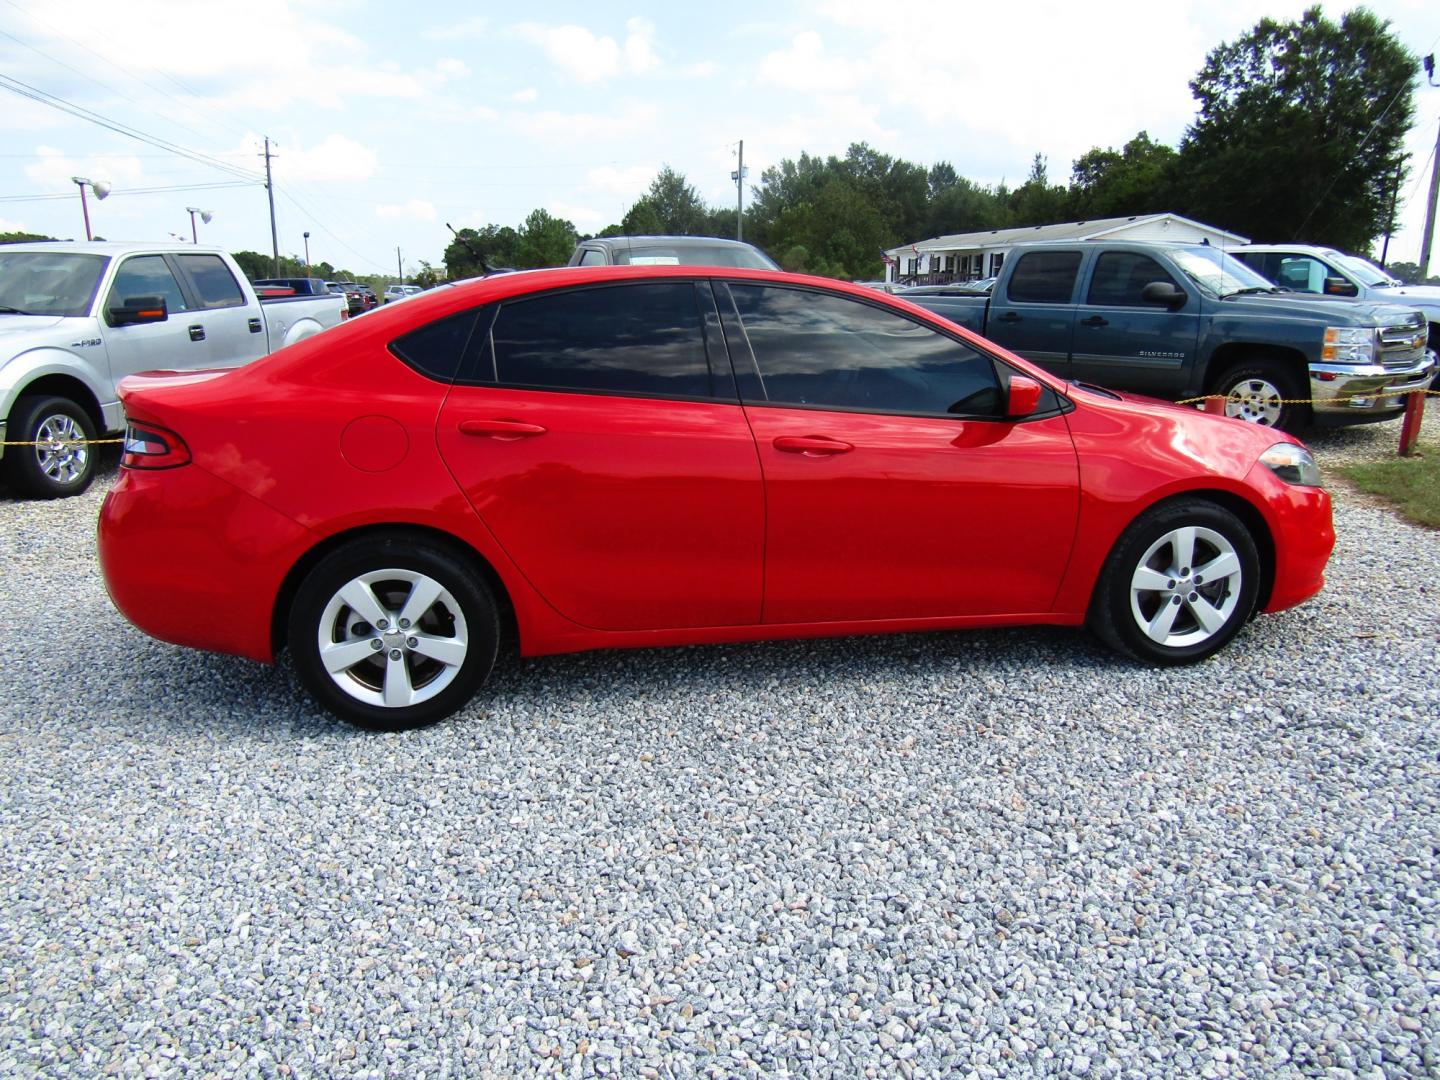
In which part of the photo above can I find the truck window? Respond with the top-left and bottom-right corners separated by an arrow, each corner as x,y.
729,284 -> 1001,418
1006,252 -> 1082,304
578,249 -> 607,266
1086,252 -> 1179,307
176,254 -> 246,309
107,255 -> 189,314
1274,256 -> 1328,294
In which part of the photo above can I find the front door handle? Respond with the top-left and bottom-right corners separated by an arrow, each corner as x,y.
458,418 -> 548,440
773,435 -> 854,456
188,324 -> 206,342
996,311 -> 1022,323
1079,315 -> 1109,327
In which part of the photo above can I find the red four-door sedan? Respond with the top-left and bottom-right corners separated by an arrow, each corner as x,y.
98,265 -> 1334,730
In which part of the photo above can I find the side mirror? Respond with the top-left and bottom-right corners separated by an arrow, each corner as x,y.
1141,281 -> 1187,308
107,296 -> 168,326
1007,375 -> 1043,418
1323,276 -> 1358,297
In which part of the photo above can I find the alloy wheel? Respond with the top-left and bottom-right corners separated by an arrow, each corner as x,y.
1127,525 -> 1244,648
35,413 -> 89,485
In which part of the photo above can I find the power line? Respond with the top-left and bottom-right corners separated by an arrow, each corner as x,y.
275,186 -> 389,273
0,180 -> 256,203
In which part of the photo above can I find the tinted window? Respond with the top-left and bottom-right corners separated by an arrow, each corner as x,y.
1006,251 -> 1082,304
176,254 -> 245,308
492,283 -> 712,398
391,309 -> 484,383
107,255 -> 188,315
729,284 -> 1001,417
1086,252 -> 1178,306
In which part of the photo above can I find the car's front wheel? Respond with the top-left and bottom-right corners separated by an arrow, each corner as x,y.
288,536 -> 499,730
1090,499 -> 1261,665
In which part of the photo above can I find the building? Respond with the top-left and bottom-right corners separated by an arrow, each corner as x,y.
884,213 -> 1249,285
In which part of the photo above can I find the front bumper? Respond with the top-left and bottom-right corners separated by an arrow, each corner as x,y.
1309,352 -> 1435,415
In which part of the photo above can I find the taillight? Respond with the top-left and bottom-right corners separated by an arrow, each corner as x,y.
121,422 -> 191,470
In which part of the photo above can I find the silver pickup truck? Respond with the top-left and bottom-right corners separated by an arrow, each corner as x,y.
0,242 -> 347,498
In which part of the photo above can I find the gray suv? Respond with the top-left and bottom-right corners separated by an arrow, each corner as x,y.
570,235 -> 778,270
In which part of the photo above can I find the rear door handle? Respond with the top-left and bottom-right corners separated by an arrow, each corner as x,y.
773,435 -> 854,456
188,324 -> 206,341
1079,315 -> 1109,327
996,311 -> 1022,323
458,418 -> 548,439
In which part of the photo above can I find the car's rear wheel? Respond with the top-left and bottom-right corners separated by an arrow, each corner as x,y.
4,395 -> 98,499
1090,499 -> 1260,665
1209,359 -> 1308,432
288,537 -> 499,730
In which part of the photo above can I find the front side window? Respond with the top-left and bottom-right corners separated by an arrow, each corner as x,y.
729,284 -> 1002,417
176,254 -> 245,308
1086,252 -> 1179,306
1005,251 -> 1082,304
107,255 -> 188,315
492,282 -> 713,398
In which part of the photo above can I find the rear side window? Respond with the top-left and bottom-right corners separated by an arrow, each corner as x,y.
1086,252 -> 1178,306
176,254 -> 246,308
728,284 -> 1002,417
1005,251 -> 1082,304
391,309 -> 485,383
107,255 -> 189,315
491,282 -> 713,398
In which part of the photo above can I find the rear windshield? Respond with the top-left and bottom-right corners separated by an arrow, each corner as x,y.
0,252 -> 110,317
614,244 -> 779,270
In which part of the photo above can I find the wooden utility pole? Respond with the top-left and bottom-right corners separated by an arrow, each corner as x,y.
1420,116 -> 1440,278
732,140 -> 746,242
262,137 -> 279,277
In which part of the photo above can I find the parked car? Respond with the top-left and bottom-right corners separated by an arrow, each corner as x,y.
355,284 -> 379,310
0,243 -> 347,498
905,240 -> 1432,432
253,277 -> 334,297
1230,244 -> 1440,381
384,284 -> 422,303
99,265 -> 1333,730
570,235 -> 779,269
903,277 -> 996,296
331,281 -> 367,315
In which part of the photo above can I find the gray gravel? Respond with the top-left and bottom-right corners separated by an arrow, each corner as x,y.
1,432 -> 1437,1078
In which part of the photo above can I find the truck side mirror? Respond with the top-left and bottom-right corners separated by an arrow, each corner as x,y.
1141,281 -> 1187,308
108,296 -> 168,326
1323,276 -> 1358,297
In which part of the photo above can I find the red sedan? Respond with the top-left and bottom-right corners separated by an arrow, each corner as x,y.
98,266 -> 1334,730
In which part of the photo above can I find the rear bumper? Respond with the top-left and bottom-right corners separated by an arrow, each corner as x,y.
1309,353 -> 1435,416
99,464 -> 314,662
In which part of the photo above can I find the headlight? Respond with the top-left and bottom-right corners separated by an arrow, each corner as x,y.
1260,443 -> 1321,487
1321,326 -> 1376,363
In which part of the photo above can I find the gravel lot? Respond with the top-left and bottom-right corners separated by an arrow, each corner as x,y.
1,418 -> 1437,1078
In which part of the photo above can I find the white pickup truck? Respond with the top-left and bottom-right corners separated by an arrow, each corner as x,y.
0,242 -> 347,497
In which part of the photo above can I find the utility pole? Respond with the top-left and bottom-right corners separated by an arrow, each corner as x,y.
1419,116 -> 1440,279
731,140 -> 747,242
396,247 -> 403,285
1380,160 -> 1403,267
262,137 -> 280,276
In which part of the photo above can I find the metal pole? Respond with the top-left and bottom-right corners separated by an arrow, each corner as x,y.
77,183 -> 91,241
263,137 -> 280,277
189,208 -> 198,244
1419,115 -> 1440,279
397,247 -> 403,285
736,140 -> 744,242
303,231 -> 310,272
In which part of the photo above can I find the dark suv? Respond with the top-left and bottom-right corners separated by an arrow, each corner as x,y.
569,235 -> 778,270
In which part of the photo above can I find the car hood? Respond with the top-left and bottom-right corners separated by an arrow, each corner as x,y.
1370,283 -> 1440,312
1217,291 -> 1419,325
0,314 -> 86,360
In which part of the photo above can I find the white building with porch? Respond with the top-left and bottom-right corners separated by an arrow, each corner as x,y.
884,213 -> 1249,285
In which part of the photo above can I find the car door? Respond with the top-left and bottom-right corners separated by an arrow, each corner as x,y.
437,280 -> 764,631
172,253 -> 267,368
99,253 -> 205,384
981,249 -> 1082,379
1069,250 -> 1202,394
719,281 -> 1080,624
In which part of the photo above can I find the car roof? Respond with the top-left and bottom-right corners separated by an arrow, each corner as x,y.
0,241 -> 230,257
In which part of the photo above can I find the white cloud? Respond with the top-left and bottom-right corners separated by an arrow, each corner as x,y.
514,18 -> 660,82
279,134 -> 379,183
682,61 -> 719,79
550,201 -> 607,233
24,146 -> 146,191
430,58 -> 471,81
512,87 -> 539,103
473,105 -> 500,122
0,217 -> 31,232
424,15 -> 487,40
757,32 -> 859,94
513,103 -> 662,144
376,199 -> 438,222
585,164 -> 658,197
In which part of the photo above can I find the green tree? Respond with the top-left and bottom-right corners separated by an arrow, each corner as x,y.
1384,260 -> 1440,285
924,177 -> 1011,237
443,225 -> 521,277
515,208 -> 578,268
625,166 -> 709,235
0,230 -> 56,244
1068,132 -> 1179,219
1008,154 -> 1068,227
1177,6 -> 1417,249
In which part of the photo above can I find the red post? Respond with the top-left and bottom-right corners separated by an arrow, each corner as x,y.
1204,396 -> 1226,416
1398,390 -> 1425,457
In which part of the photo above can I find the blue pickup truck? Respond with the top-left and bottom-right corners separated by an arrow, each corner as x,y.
902,240 -> 1433,431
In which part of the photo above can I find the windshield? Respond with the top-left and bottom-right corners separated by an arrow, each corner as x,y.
1169,246 -> 1276,297
615,244 -> 779,270
1331,252 -> 1397,288
0,252 -> 109,317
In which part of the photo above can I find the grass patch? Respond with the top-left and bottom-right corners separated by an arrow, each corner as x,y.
1339,446 -> 1440,528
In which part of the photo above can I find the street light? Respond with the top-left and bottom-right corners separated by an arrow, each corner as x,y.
303,230 -> 311,272
186,207 -> 214,244
70,176 -> 110,241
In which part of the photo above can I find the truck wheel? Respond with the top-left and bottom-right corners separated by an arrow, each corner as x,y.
3,395 -> 98,499
1210,360 -> 1308,432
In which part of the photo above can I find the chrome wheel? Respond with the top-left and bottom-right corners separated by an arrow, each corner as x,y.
1223,377 -> 1283,426
316,568 -> 469,709
34,412 -> 89,485
1128,525 -> 1244,649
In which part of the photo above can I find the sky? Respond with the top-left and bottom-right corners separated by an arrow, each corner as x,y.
1,0 -> 1438,280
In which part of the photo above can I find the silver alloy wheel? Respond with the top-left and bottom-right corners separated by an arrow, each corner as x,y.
1128,525 -> 1243,649
35,412 -> 89,485
316,568 -> 469,709
1223,377 -> 1284,426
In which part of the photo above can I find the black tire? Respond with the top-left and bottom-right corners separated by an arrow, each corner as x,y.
1089,499 -> 1260,666
3,395 -> 98,499
1208,359 -> 1309,433
287,536 -> 499,730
